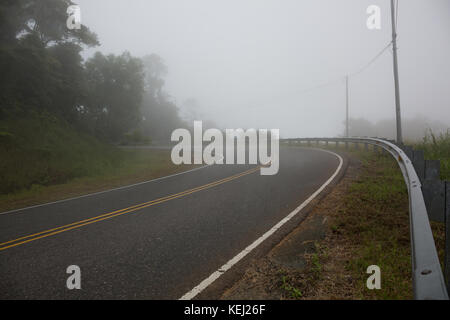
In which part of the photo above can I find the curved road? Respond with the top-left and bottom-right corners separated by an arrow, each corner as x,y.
0,147 -> 341,299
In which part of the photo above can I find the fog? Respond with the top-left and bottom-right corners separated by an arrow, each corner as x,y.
76,0 -> 450,138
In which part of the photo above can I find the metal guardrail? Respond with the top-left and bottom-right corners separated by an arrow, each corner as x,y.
282,137 -> 449,300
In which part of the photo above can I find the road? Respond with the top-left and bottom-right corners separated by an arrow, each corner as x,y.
0,147 -> 341,299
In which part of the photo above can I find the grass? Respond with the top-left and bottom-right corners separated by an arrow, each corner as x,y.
316,144 -> 446,299
410,130 -> 449,273
278,138 -> 448,299
413,129 -> 450,180
340,147 -> 449,299
330,150 -> 413,299
0,112 -> 126,195
279,142 -> 414,298
280,145 -> 413,299
283,137 -> 449,299
0,112 -> 193,212
310,242 -> 325,278
281,275 -> 303,299
0,148 -> 194,213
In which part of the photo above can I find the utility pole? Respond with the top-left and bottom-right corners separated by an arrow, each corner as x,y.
346,75 -> 349,137
390,0 -> 403,143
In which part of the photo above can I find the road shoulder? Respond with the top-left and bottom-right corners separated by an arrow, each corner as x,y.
194,148 -> 349,299
220,150 -> 419,300
220,151 -> 358,300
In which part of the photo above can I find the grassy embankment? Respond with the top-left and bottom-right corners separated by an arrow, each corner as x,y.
413,131 -> 449,276
0,113 -> 190,212
328,150 -> 412,299
320,133 -> 447,299
281,133 -> 448,299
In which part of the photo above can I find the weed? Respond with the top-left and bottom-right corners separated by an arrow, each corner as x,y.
281,275 -> 303,299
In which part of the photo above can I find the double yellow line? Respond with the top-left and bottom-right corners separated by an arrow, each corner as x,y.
0,166 -> 261,252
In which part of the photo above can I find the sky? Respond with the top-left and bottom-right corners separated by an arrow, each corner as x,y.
76,0 -> 450,138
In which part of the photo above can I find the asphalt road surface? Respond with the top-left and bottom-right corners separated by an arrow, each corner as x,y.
0,147 -> 341,299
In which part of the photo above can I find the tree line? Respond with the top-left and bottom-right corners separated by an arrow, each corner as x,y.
0,0 -> 185,143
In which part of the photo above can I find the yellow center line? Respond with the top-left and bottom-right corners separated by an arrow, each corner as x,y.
0,166 -> 261,251
0,167 -> 258,246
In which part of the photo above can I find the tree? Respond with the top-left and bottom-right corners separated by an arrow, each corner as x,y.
47,42 -> 86,121
142,54 -> 167,96
139,54 -> 185,143
84,52 -> 145,142
0,0 -> 189,147
0,0 -> 98,120
0,0 -> 98,47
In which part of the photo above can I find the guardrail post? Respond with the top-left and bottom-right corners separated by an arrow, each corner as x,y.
325,141 -> 329,147
425,160 -> 441,180
335,141 -> 339,149
423,180 -> 445,222
401,144 -> 413,160
446,181 -> 450,292
413,150 -> 425,182
345,142 -> 348,150
422,160 -> 445,222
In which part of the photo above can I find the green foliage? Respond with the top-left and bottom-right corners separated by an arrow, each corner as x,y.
0,0 -> 149,144
338,152 -> 412,299
139,54 -> 186,143
121,129 -> 151,145
281,275 -> 303,299
0,112 -> 126,195
0,0 -> 99,47
414,129 -> 450,180
0,0 -> 188,196
84,52 -> 145,142
0,0 -> 187,146
0,0 -> 98,123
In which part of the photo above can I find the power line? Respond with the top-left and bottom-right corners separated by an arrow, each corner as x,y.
348,41 -> 393,78
294,40 -> 393,95
295,76 -> 344,95
244,39 -> 395,110
342,40 -> 392,137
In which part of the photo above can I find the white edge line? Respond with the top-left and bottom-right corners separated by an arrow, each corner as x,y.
179,149 -> 343,300
0,157 -> 225,216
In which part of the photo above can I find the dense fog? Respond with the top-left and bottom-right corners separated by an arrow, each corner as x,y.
76,0 -> 450,139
